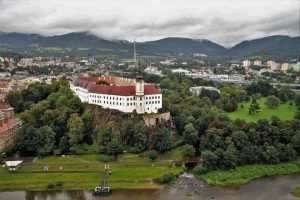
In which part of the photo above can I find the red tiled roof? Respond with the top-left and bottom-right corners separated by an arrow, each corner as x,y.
89,84 -> 160,96
0,83 -> 8,88
0,103 -> 12,110
73,77 -> 161,96
0,93 -> 6,100
0,118 -> 21,134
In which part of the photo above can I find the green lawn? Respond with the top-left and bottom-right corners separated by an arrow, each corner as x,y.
291,186 -> 300,197
199,160 -> 300,187
227,98 -> 297,122
158,146 -> 185,161
0,153 -> 184,191
118,146 -> 185,163
0,164 -> 182,191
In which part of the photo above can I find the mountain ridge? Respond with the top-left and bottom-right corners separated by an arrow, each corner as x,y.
0,31 -> 299,59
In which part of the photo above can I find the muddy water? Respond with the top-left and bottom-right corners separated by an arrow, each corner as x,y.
1,174 -> 300,200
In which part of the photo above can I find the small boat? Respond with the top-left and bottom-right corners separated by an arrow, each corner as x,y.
92,186 -> 112,196
93,165 -> 112,196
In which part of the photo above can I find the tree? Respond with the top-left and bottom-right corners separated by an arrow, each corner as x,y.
121,121 -> 148,153
106,137 -> 123,156
201,150 -> 219,170
81,112 -> 94,144
182,123 -> 198,145
159,78 -> 172,89
295,111 -> 300,120
201,97 -> 213,107
182,145 -> 195,158
36,126 -> 56,156
14,125 -> 39,154
277,144 -> 297,162
148,150 -> 158,161
249,97 -> 260,115
67,113 -> 84,151
222,142 -> 238,169
201,128 -> 224,151
295,93 -> 300,107
6,91 -> 23,112
265,95 -> 280,108
152,126 -> 173,153
291,132 -> 300,153
261,145 -> 279,164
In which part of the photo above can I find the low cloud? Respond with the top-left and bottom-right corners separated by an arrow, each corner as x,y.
0,0 -> 298,47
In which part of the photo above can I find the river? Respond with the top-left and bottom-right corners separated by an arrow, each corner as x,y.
1,174 -> 300,200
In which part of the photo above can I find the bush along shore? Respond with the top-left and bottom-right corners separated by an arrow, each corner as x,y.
195,159 -> 300,187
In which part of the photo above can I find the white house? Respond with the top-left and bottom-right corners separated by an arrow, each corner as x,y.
242,60 -> 251,68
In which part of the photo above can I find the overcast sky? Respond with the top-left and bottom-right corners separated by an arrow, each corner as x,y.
0,0 -> 299,47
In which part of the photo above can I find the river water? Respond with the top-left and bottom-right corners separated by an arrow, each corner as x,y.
1,174 -> 300,200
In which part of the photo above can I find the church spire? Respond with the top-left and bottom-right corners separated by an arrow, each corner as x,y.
134,38 -> 143,81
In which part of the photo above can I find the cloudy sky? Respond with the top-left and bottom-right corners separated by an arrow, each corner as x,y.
0,0 -> 299,47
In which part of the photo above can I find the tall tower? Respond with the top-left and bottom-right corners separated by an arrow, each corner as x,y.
134,38 -> 145,114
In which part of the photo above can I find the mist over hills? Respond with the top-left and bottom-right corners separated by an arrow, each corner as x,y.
0,31 -> 299,59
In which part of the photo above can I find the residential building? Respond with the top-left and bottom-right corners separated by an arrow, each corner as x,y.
254,60 -> 262,66
281,63 -> 290,72
0,103 -> 22,152
242,60 -> 251,68
190,86 -> 220,96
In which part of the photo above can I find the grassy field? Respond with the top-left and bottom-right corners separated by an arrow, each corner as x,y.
0,148 -> 186,191
118,146 -> 185,163
291,186 -> 300,197
199,160 -> 300,187
227,98 -> 297,122
0,164 -> 182,191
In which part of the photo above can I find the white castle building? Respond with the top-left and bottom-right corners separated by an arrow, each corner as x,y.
70,39 -> 162,114
70,75 -> 162,114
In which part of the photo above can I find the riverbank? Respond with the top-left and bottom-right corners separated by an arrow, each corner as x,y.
0,151 -> 185,191
2,174 -> 300,200
199,159 -> 300,187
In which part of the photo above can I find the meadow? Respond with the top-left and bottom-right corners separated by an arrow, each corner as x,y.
0,147 -> 186,191
227,97 -> 296,122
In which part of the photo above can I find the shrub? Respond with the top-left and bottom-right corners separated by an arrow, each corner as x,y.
265,95 -> 280,108
154,173 -> 176,184
148,150 -> 158,161
182,145 -> 196,158
193,164 -> 208,175
55,181 -> 63,187
98,154 -> 115,162
47,184 -> 55,189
